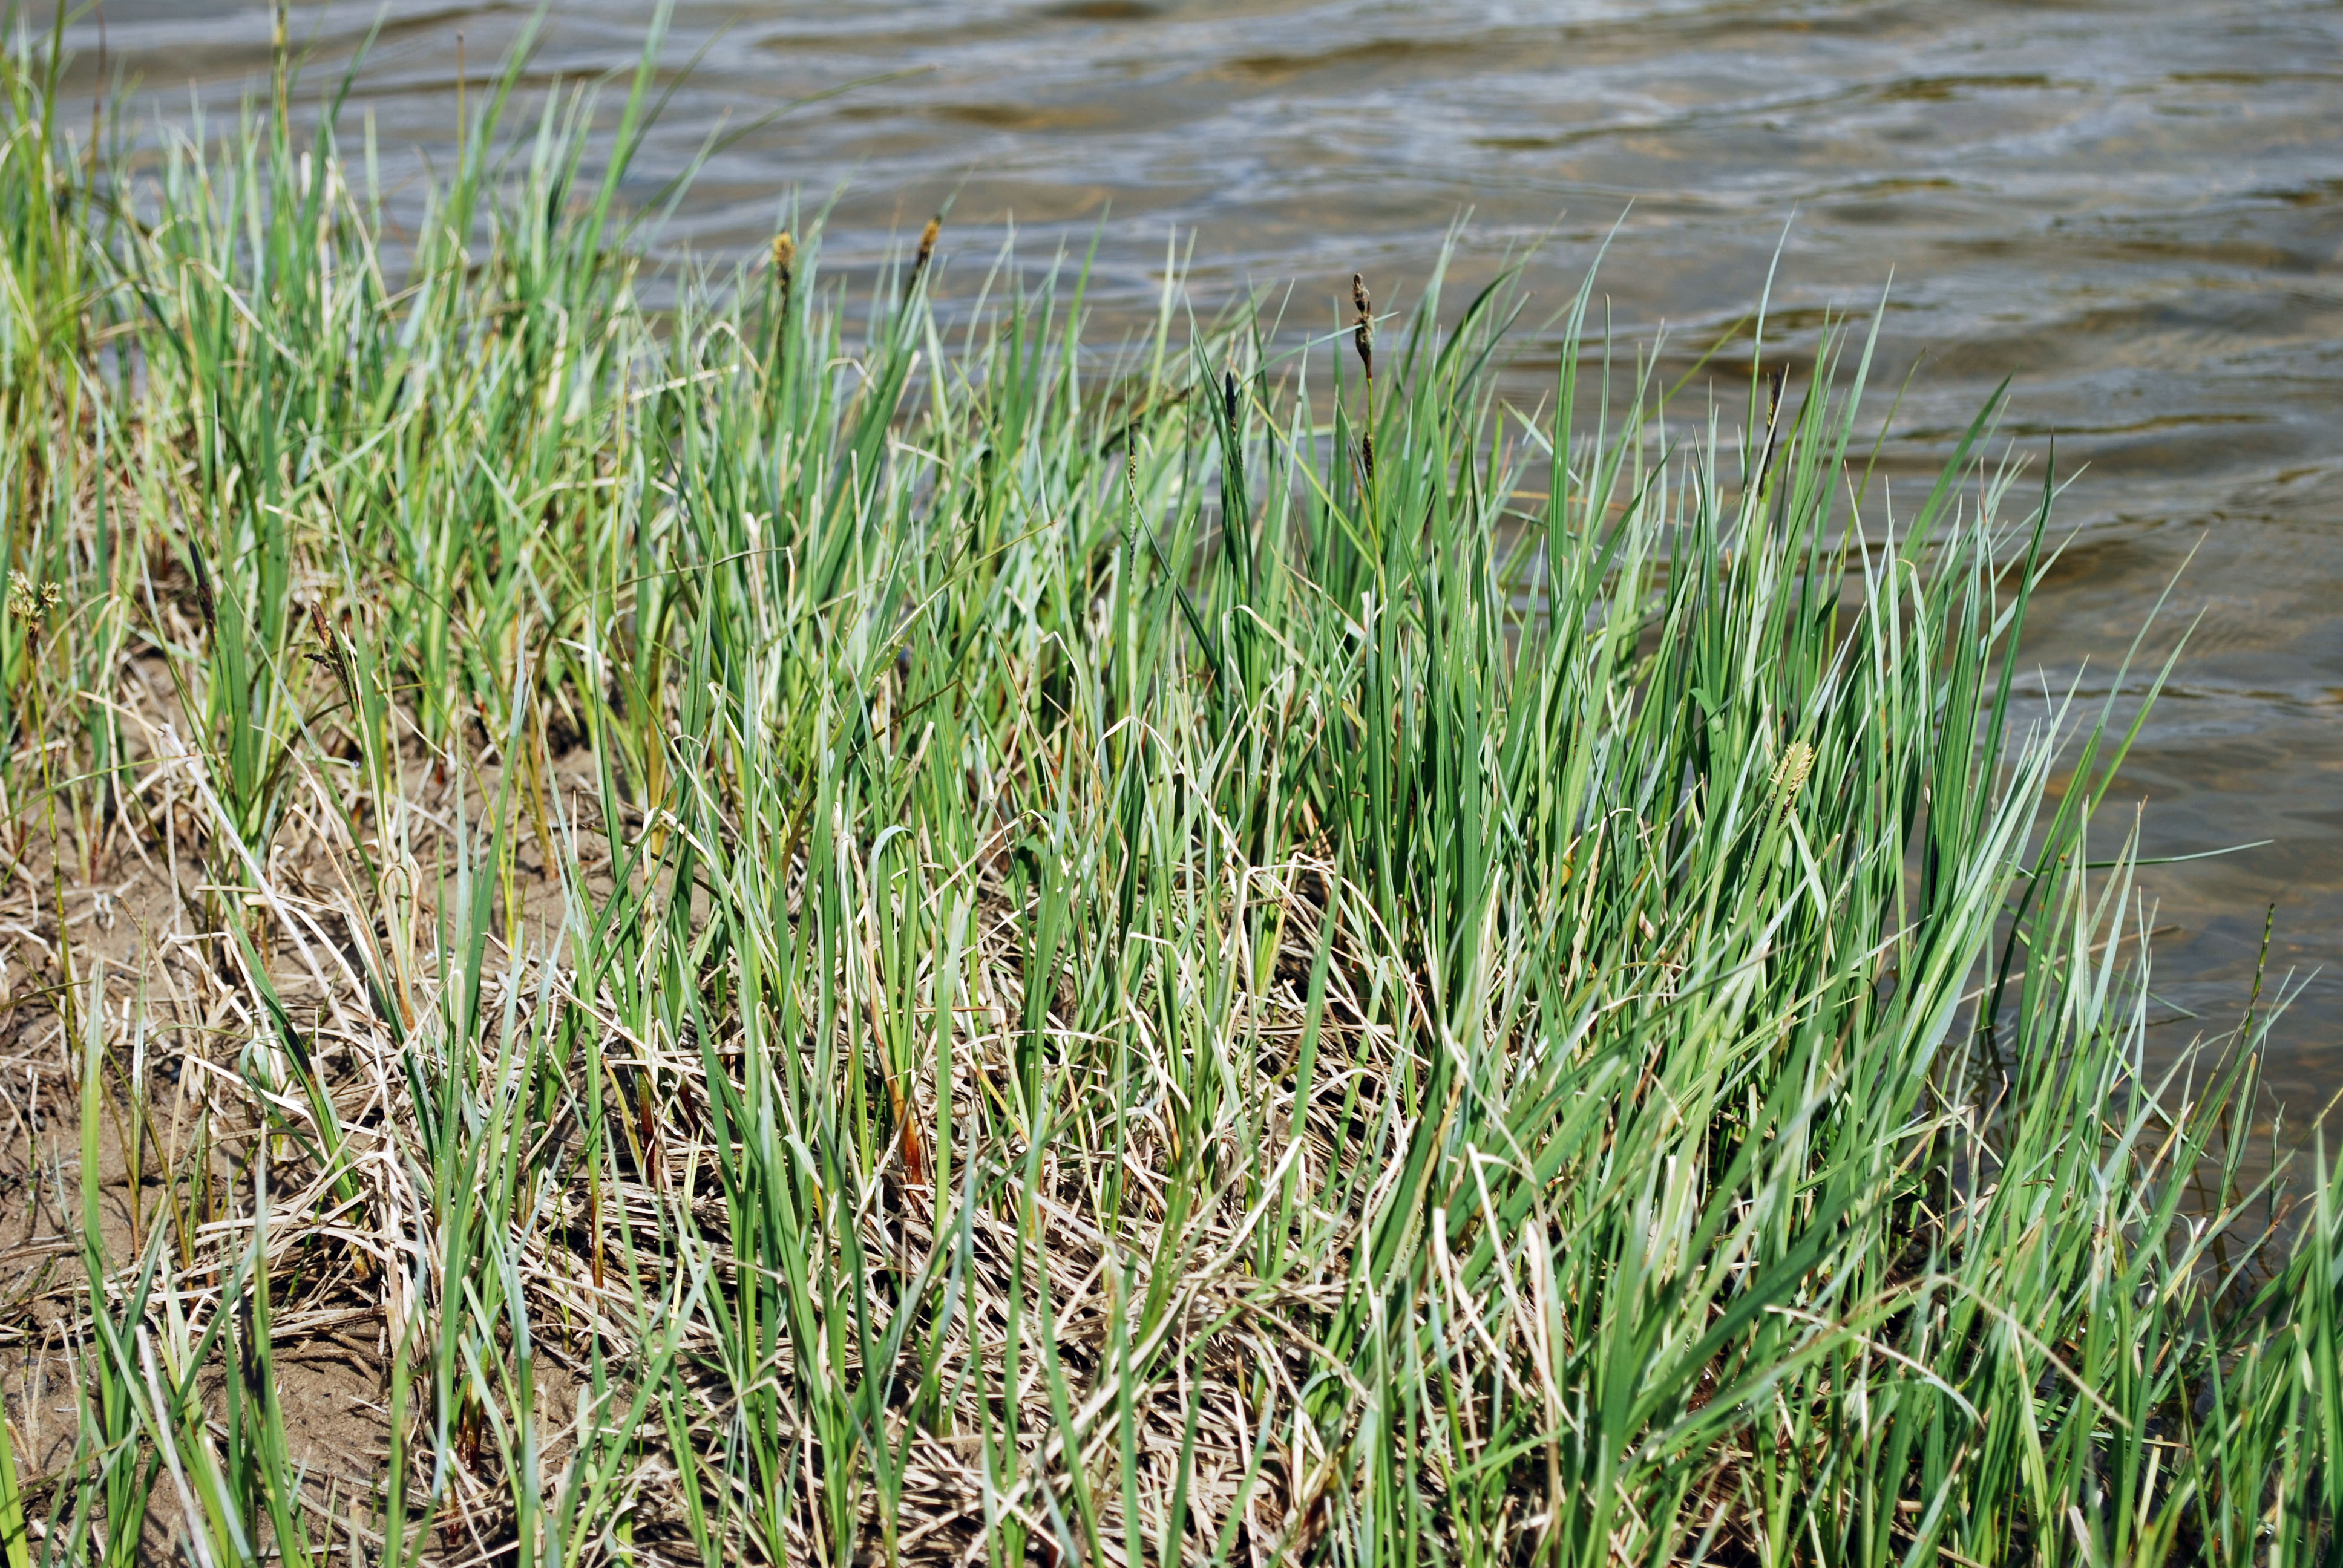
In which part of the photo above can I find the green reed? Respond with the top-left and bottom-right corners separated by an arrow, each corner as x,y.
0,12 -> 2335,1566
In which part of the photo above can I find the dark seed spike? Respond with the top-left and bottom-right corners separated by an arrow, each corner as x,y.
1352,272 -> 1376,479
1758,365 -> 1791,482
188,539 -> 217,635
308,599 -> 355,702
1224,368 -> 1239,430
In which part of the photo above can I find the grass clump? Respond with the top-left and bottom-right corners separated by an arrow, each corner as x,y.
0,15 -> 2336,1567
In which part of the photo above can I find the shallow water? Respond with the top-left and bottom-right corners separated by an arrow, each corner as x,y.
47,0 -> 2343,1112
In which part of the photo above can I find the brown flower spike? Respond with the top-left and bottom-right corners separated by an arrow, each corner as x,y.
908,214 -> 942,300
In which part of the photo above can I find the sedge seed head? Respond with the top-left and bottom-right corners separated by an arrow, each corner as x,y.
1772,739 -> 1815,805
7,570 -> 57,621
1124,451 -> 1142,554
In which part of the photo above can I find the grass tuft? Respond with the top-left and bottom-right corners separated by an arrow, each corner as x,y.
0,19 -> 2332,1567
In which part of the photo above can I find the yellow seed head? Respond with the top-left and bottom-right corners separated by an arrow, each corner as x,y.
1772,740 -> 1815,805
7,570 -> 56,621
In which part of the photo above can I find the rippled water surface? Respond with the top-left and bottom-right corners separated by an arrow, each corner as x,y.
51,0 -> 2343,1104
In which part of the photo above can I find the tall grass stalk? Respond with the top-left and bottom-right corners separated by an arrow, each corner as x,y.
0,19 -> 2332,1567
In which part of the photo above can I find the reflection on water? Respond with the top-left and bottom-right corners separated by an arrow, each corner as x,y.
46,0 -> 2343,1108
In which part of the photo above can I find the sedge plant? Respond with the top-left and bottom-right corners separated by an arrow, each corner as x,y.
0,15 -> 2334,1567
